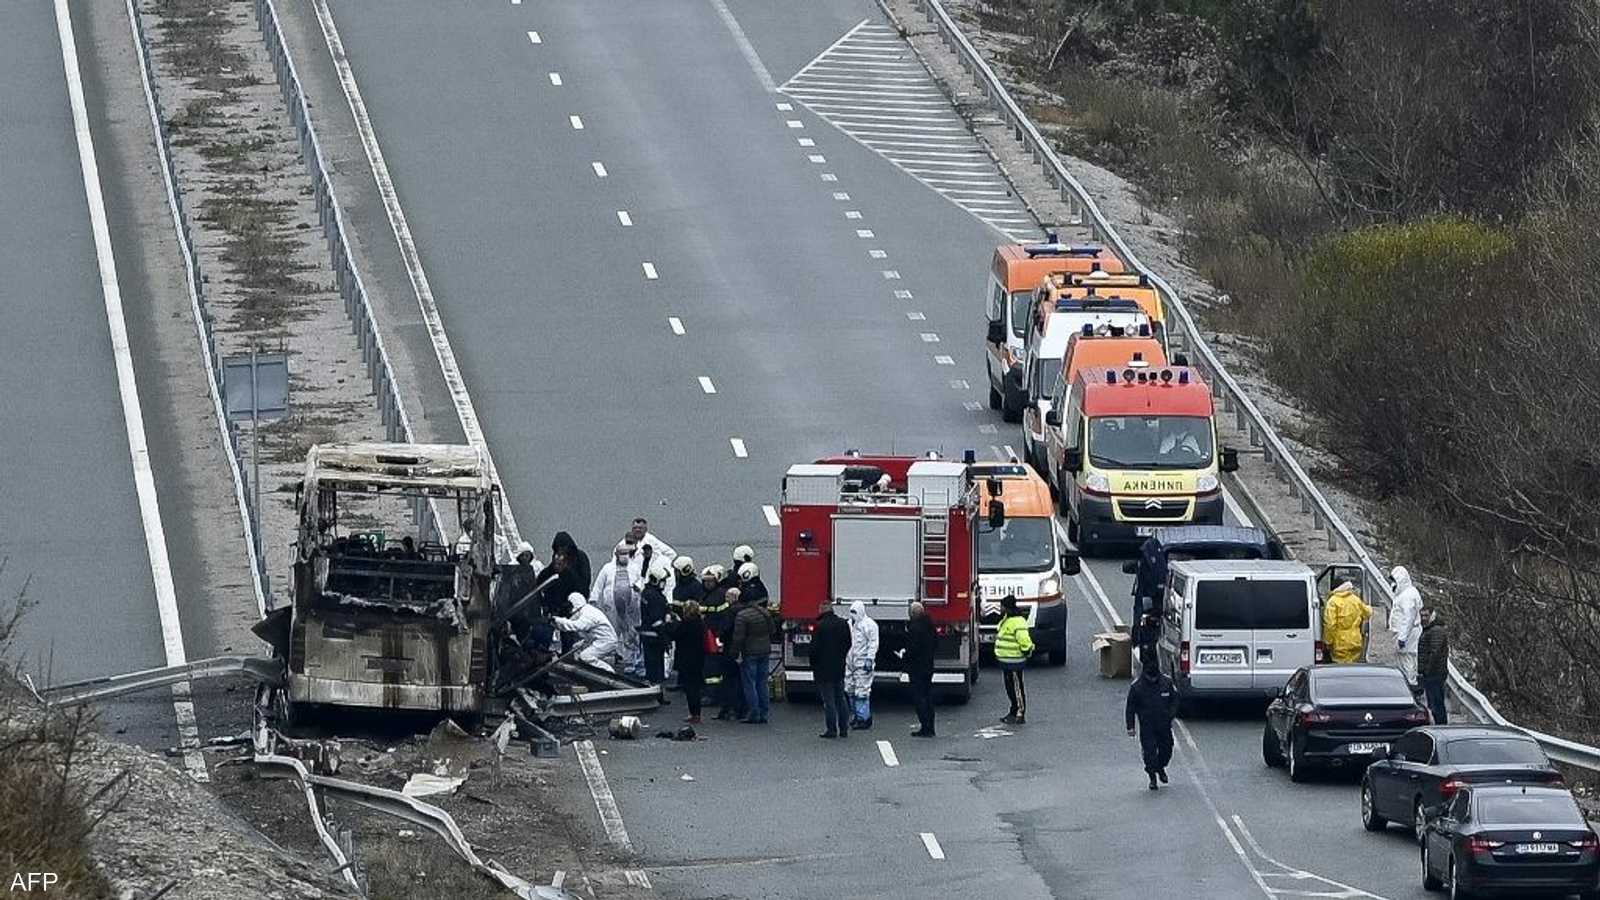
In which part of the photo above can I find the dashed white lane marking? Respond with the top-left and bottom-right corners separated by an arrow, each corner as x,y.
807,154 -> 826,163
776,101 -> 792,111
527,30 -> 541,44
798,137 -> 816,147
57,0 -> 207,783
616,210 -> 633,226
762,505 -> 780,527
786,119 -> 804,129
963,400 -> 983,411
856,229 -> 874,238
934,355 -> 954,365
895,289 -> 913,299
919,333 -> 940,342
820,173 -> 838,181
845,210 -> 863,219
730,438 -> 748,458
882,269 -> 901,279
869,249 -> 888,259
779,21 -> 1037,240
569,114 -> 584,129
642,261 -> 658,280
668,316 -> 685,335
575,741 -> 633,851
833,191 -> 851,200
708,0 -> 777,92
949,379 -> 969,389
591,161 -> 608,178
876,740 -> 900,767
920,832 -> 946,861
978,424 -> 998,434
907,311 -> 925,320
548,72 -> 562,85
698,376 -> 717,394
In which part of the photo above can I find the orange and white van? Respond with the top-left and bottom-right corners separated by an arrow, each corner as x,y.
984,241 -> 1122,422
970,461 -> 1078,665
1049,366 -> 1239,555
1032,269 -> 1167,346
1042,329 -> 1169,494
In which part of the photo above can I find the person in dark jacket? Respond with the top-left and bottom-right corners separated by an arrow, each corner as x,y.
712,586 -> 748,721
1125,651 -> 1180,790
903,601 -> 937,738
811,604 -> 853,739
731,591 -> 775,724
551,532 -> 592,593
671,557 -> 703,609
671,601 -> 708,723
735,562 -> 769,606
640,565 -> 673,690
494,541 -> 543,626
1416,605 -> 1450,725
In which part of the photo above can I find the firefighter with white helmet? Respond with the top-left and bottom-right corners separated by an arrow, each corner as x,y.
640,562 -> 674,688
737,560 -> 769,606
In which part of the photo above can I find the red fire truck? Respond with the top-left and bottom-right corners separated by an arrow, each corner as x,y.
778,453 -> 982,703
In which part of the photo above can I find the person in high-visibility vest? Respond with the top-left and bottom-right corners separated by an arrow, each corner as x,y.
993,595 -> 1034,725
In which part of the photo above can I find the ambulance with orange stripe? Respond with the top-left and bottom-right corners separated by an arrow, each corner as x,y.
983,240 -> 1121,422
1048,365 -> 1239,555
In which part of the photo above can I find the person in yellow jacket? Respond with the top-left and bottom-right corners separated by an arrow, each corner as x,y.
994,595 -> 1034,724
1323,581 -> 1373,664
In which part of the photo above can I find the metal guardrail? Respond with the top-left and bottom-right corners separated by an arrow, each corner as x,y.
250,0 -> 443,544
42,655 -> 283,707
125,0 -> 270,614
912,0 -> 1600,770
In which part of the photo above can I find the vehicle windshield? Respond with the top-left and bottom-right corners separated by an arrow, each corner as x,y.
1034,358 -> 1062,400
1477,793 -> 1584,826
1088,415 -> 1213,469
1193,579 -> 1308,630
978,516 -> 1056,573
1010,291 -> 1032,338
1444,738 -> 1550,766
1313,672 -> 1414,702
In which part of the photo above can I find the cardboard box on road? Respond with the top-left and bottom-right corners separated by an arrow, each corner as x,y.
1093,627 -> 1133,679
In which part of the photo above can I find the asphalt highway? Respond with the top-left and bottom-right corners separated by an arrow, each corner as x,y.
321,1 -> 1436,897
0,2 -> 165,689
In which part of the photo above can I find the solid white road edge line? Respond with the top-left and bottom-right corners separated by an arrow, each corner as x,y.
1054,520 -> 1121,630
1229,815 -> 1394,900
575,740 -> 633,851
57,0 -> 206,783
707,0 -> 776,92
876,739 -> 900,767
312,0 -> 522,544
919,832 -> 945,860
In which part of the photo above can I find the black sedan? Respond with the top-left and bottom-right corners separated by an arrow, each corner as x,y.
1263,664 -> 1428,781
1421,784 -> 1600,898
1363,725 -> 1564,843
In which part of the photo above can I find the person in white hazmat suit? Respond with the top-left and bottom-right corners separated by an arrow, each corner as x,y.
845,601 -> 880,730
593,542 -> 644,678
554,592 -> 618,672
1388,565 -> 1423,684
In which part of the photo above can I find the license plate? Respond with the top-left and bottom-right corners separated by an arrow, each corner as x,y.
1197,649 -> 1245,666
1344,742 -> 1388,755
1135,526 -> 1154,536
1516,843 -> 1561,855
792,634 -> 812,645
979,632 -> 996,644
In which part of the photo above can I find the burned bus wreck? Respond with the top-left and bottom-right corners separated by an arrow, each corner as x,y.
255,443 -> 499,722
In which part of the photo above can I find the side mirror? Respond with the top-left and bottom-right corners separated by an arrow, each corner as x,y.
1060,551 -> 1081,576
988,500 -> 1006,528
1045,410 -> 1061,427
1064,448 -> 1083,472
1121,560 -> 1138,575
1220,447 -> 1239,473
987,320 -> 1005,344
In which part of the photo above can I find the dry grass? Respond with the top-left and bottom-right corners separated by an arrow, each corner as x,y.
359,832 -> 511,900
0,565 -> 118,898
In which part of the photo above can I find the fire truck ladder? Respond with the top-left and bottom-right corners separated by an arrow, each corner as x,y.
921,490 -> 950,603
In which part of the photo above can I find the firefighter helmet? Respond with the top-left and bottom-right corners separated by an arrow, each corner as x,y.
673,555 -> 696,576
738,562 -> 759,582
733,544 -> 755,564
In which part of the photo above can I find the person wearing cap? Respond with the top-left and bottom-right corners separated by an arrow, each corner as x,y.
1323,580 -> 1373,664
640,563 -> 674,689
551,531 -> 592,591
553,592 -> 618,672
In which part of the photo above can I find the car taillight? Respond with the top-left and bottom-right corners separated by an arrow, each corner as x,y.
1179,641 -> 1190,675
1297,710 -> 1334,727
805,622 -> 817,633
1440,778 -> 1467,799
1467,837 -> 1504,854
1568,834 -> 1597,849
1403,708 -> 1431,724
935,624 -> 950,637
1314,640 -> 1327,663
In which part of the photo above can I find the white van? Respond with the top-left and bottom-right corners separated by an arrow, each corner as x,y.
1151,560 -> 1326,701
1019,305 -> 1149,474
